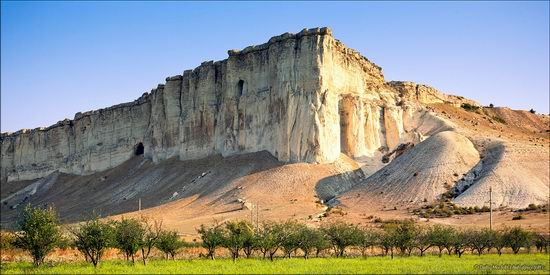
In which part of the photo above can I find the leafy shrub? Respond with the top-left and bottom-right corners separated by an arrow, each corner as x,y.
156,230 -> 184,259
461,103 -> 480,112
394,222 -> 416,255
492,116 -> 507,124
321,222 -> 362,257
197,223 -> 225,260
222,220 -> 255,261
256,222 -> 284,261
13,204 -> 61,266
112,217 -> 145,264
358,228 -> 378,258
534,233 -> 549,253
503,226 -> 533,254
413,225 -> 433,257
414,201 -> 491,218
466,228 -> 494,256
70,215 -> 113,267
280,220 -> 301,258
296,225 -> 325,259
522,204 -> 547,213
0,231 -> 16,249
452,230 -> 470,257
512,215 -> 524,220
138,217 -> 163,265
429,225 -> 456,257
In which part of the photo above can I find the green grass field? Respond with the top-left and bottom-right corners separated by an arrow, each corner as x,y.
1,254 -> 549,274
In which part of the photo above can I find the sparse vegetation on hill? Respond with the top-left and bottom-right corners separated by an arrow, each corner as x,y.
461,103 -> 480,112
519,204 -> 548,213
491,115 -> 507,124
413,201 -> 490,218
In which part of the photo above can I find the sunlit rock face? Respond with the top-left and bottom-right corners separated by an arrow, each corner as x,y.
0,27 -> 474,182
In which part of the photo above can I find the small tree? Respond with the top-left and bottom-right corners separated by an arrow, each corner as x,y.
453,231 -> 469,258
358,227 -> 378,258
113,217 -> 145,263
155,230 -> 183,259
493,229 -> 507,256
296,225 -> 324,259
503,226 -> 533,254
70,215 -> 113,267
197,223 -> 225,260
314,233 -> 331,258
390,221 -> 416,256
140,217 -> 162,265
430,225 -> 455,257
489,103 -> 494,108
241,224 -> 257,258
468,228 -> 493,256
529,109 -> 536,114
222,220 -> 254,262
13,204 -> 61,266
379,229 -> 396,258
280,220 -> 301,258
321,222 -> 362,257
534,233 -> 549,253
414,225 -> 433,257
256,222 -> 284,261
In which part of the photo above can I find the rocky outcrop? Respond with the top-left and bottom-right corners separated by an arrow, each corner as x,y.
388,81 -> 480,107
1,27 -> 455,183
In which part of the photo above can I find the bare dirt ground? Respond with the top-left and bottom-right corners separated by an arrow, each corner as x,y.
1,151 -> 363,236
1,104 -> 548,235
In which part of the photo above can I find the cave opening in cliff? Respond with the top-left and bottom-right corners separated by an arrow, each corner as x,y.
135,143 -> 144,156
237,80 -> 244,97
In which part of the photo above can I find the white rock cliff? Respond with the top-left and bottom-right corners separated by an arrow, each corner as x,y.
0,27 -> 476,183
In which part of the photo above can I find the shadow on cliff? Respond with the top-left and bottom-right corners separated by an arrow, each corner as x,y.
0,151 -> 284,229
314,167 -> 365,205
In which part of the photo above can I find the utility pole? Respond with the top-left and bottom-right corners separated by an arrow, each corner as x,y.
256,203 -> 260,230
250,203 -> 254,224
139,198 -> 142,212
489,186 -> 493,233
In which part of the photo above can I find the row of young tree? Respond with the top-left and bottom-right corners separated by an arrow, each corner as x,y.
6,205 -> 183,267
4,204 -> 550,267
197,219 -> 549,261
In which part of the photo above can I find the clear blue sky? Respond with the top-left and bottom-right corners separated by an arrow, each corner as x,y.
2,1 -> 549,132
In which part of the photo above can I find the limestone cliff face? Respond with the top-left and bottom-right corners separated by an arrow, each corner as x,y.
1,27 -> 454,182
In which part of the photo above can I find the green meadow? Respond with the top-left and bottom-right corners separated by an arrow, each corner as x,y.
2,254 -> 549,274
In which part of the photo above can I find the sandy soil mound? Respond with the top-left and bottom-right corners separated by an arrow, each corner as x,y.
339,131 -> 480,206
453,141 -> 549,208
0,151 -> 362,232
428,104 -> 549,209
